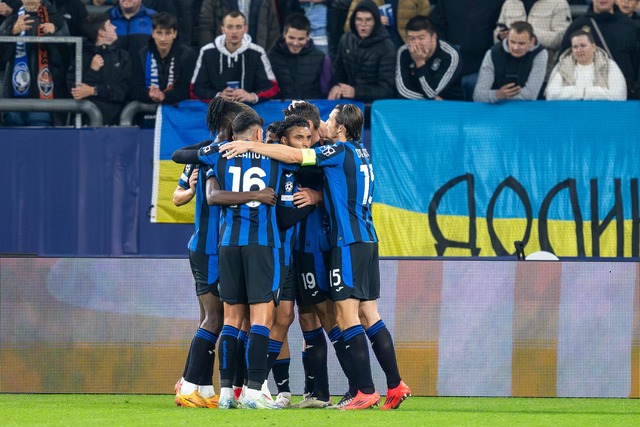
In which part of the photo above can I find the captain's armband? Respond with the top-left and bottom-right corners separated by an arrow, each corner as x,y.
301,149 -> 317,166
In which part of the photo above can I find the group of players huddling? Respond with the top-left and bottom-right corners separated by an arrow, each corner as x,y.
170,98 -> 410,410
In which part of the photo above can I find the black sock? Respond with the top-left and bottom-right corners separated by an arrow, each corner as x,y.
366,320 -> 401,389
329,326 -> 356,395
303,327 -> 329,400
233,330 -> 248,388
184,328 -> 218,386
266,339 -> 283,373
342,325 -> 374,394
301,350 -> 313,394
181,338 -> 194,378
246,325 -> 270,390
218,325 -> 239,388
272,358 -> 291,393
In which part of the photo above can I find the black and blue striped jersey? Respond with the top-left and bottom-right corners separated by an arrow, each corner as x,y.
312,140 -> 378,246
178,164 -> 220,255
199,142 -> 296,248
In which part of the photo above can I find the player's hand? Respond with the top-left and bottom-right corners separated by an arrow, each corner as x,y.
496,83 -> 520,99
254,187 -> 277,206
220,141 -> 251,158
294,186 -> 322,207
317,120 -> 329,139
90,54 -> 104,71
328,85 -> 342,100
189,168 -> 199,192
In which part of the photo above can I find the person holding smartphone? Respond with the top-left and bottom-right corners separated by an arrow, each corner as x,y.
473,20 -> 548,103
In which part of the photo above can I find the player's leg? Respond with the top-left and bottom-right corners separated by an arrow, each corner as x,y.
176,251 -> 221,408
329,245 -> 379,410
217,246 -> 248,409
241,246 -> 280,409
272,334 -> 292,407
358,242 -> 410,410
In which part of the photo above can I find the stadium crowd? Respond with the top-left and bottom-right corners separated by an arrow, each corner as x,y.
0,0 -> 637,126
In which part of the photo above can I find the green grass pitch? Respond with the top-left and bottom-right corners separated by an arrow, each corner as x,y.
1,394 -> 639,426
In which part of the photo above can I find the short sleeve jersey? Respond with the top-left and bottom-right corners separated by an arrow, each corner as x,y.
198,142 -> 296,248
178,163 -> 220,255
313,140 -> 378,246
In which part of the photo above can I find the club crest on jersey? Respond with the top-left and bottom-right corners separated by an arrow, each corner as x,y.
319,145 -> 335,156
13,63 -> 30,94
37,67 -> 54,97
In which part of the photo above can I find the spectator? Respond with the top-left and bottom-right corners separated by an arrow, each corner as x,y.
0,0 -> 70,126
329,0 -> 396,102
560,0 -> 639,99
430,0 -> 506,100
109,0 -> 156,58
495,0 -> 572,76
546,29 -> 626,100
300,0 -> 328,53
473,21 -> 548,103
198,0 -> 279,51
191,10 -> 279,103
396,15 -> 463,100
268,12 -> 331,99
131,12 -> 196,106
344,0 -> 431,48
68,13 -> 132,125
615,0 -> 640,31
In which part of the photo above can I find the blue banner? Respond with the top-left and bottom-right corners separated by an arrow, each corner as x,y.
371,100 -> 640,257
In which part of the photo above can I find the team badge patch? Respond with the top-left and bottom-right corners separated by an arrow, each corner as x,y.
13,63 -> 30,95
37,67 -> 54,97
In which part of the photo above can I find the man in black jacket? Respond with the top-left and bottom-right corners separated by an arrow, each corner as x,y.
560,0 -> 639,99
69,13 -> 132,125
268,12 -> 331,100
328,0 -> 396,102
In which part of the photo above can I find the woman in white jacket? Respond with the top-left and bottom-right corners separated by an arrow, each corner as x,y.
545,29 -> 627,101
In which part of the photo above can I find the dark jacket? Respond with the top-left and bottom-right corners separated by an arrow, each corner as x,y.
110,4 -> 156,58
68,44 -> 132,125
191,33 -> 280,102
332,0 -> 396,101
560,5 -> 639,98
396,39 -> 463,100
0,1 -> 70,99
268,37 -> 331,99
132,40 -> 197,104
430,0 -> 506,75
